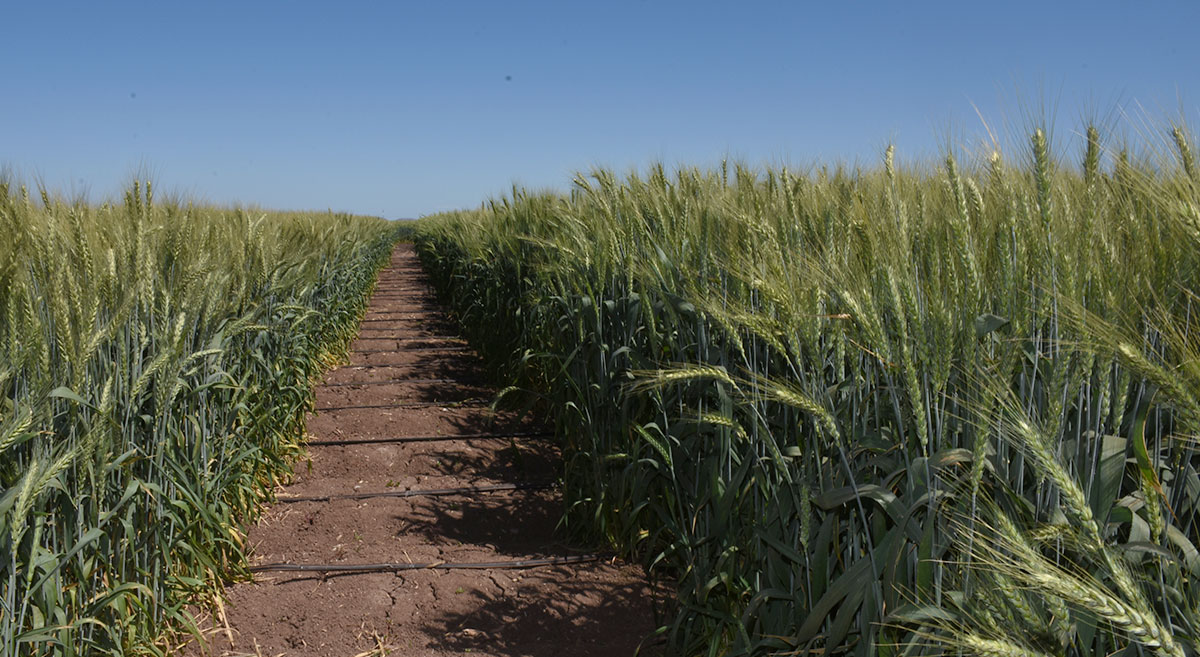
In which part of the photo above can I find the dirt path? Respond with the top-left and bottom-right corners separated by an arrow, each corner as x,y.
191,244 -> 658,657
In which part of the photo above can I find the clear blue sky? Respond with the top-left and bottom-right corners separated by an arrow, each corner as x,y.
4,1 -> 1197,218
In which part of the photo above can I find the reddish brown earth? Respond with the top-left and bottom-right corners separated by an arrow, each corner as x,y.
186,244 -> 660,657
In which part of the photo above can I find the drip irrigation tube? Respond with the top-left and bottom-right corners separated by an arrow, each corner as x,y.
358,317 -> 453,323
370,299 -> 440,303
351,346 -> 469,354
339,364 -> 479,374
363,308 -> 451,313
250,553 -> 609,573
306,431 -> 551,446
277,481 -> 554,504
355,323 -> 458,330
360,315 -> 452,322
353,335 -> 464,341
320,377 -> 483,388
316,398 -> 489,412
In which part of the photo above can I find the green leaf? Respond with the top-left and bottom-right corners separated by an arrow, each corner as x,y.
29,527 -> 104,594
884,602 -> 957,624
1166,525 -> 1200,574
916,513 -> 936,602
48,386 -> 87,406
814,484 -> 896,511
1091,434 -> 1127,522
973,313 -> 1010,339
794,557 -> 872,644
1128,391 -> 1168,521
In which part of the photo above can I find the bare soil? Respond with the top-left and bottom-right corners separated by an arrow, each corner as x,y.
186,244 -> 660,657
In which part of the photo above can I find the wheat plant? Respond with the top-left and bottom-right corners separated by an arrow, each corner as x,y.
414,119 -> 1200,656
0,181 -> 400,655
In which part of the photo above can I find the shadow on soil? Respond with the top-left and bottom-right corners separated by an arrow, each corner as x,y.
421,575 -> 662,657
406,438 -> 559,481
398,489 -> 566,557
315,380 -> 494,409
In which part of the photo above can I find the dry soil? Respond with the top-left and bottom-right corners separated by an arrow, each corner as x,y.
186,244 -> 659,657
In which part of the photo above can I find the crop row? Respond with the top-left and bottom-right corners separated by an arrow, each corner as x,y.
0,182 -> 401,655
415,125 -> 1200,656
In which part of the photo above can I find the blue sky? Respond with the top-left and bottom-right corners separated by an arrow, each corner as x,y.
3,1 -> 1198,218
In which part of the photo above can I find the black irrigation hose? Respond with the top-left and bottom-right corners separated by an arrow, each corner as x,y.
363,310 -> 451,315
320,377 -> 484,388
353,336 -> 465,342
360,321 -> 454,326
360,315 -> 452,321
356,327 -> 458,334
250,553 -> 609,573
351,346 -> 469,354
358,317 -> 453,323
366,297 -> 444,302
277,481 -> 554,504
305,431 -> 552,446
338,364 -> 480,373
316,398 -> 489,412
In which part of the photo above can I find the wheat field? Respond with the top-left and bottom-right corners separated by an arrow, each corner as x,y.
414,121 -> 1200,656
0,180 -> 401,655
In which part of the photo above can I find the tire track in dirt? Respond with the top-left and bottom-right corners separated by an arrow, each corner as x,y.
188,244 -> 658,657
